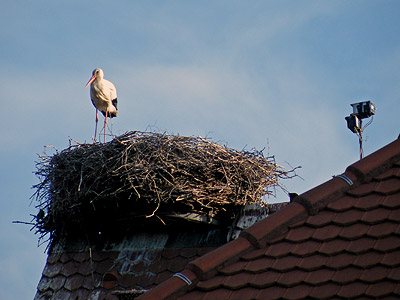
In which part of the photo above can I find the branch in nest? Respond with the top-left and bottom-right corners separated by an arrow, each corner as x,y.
30,131 -> 299,246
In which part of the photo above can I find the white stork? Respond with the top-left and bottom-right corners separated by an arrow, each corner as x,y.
85,68 -> 118,143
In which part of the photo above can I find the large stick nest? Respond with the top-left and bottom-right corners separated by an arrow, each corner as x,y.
31,131 -> 296,244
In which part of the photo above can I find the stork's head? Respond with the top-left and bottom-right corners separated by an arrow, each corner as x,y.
85,68 -> 104,87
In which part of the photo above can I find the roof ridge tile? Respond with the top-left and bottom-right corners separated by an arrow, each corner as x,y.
346,137 -> 400,183
295,171 -> 358,215
240,202 -> 308,248
240,248 -> 265,261
219,260 -> 248,275
188,237 -> 253,280
137,269 -> 196,300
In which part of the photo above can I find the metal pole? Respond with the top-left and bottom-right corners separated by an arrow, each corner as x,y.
358,119 -> 363,160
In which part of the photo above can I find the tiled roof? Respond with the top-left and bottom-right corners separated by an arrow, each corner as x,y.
137,137 -> 400,300
34,247 -> 214,300
34,202 -> 286,299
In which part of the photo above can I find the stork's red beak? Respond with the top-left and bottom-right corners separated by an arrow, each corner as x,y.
85,75 -> 96,87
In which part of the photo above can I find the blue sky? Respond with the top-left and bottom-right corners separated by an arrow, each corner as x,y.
1,1 -> 400,299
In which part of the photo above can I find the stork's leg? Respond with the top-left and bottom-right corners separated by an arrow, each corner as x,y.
94,109 -> 99,143
104,107 -> 108,144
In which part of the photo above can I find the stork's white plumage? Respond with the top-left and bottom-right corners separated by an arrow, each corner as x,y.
85,68 -> 118,143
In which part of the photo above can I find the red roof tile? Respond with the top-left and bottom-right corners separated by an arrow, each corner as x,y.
375,235 -> 400,252
312,224 -> 342,241
34,247 -> 216,300
255,285 -> 285,300
284,224 -> 314,242
333,207 -> 364,225
346,237 -> 376,253
365,281 -> 397,298
360,265 -> 391,282
245,256 -> 274,273
388,268 -> 400,281
325,252 -> 356,269
137,137 -> 400,300
228,287 -> 258,300
337,281 -> 368,298
250,271 -> 280,288
271,255 -> 301,272
332,267 -> 363,284
318,238 -> 349,255
223,272 -> 253,289
61,260 -> 81,277
200,288 -> 231,300
297,254 -> 328,271
282,284 -> 313,300
304,268 -> 335,285
219,260 -> 248,275
309,282 -> 340,299
291,240 -> 321,256
64,274 -> 85,291
277,269 -> 308,286
196,275 -> 225,291
264,241 -> 296,257
339,222 -> 370,240
306,210 -> 336,226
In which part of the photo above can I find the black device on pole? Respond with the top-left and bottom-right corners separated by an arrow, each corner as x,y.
345,101 -> 375,160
